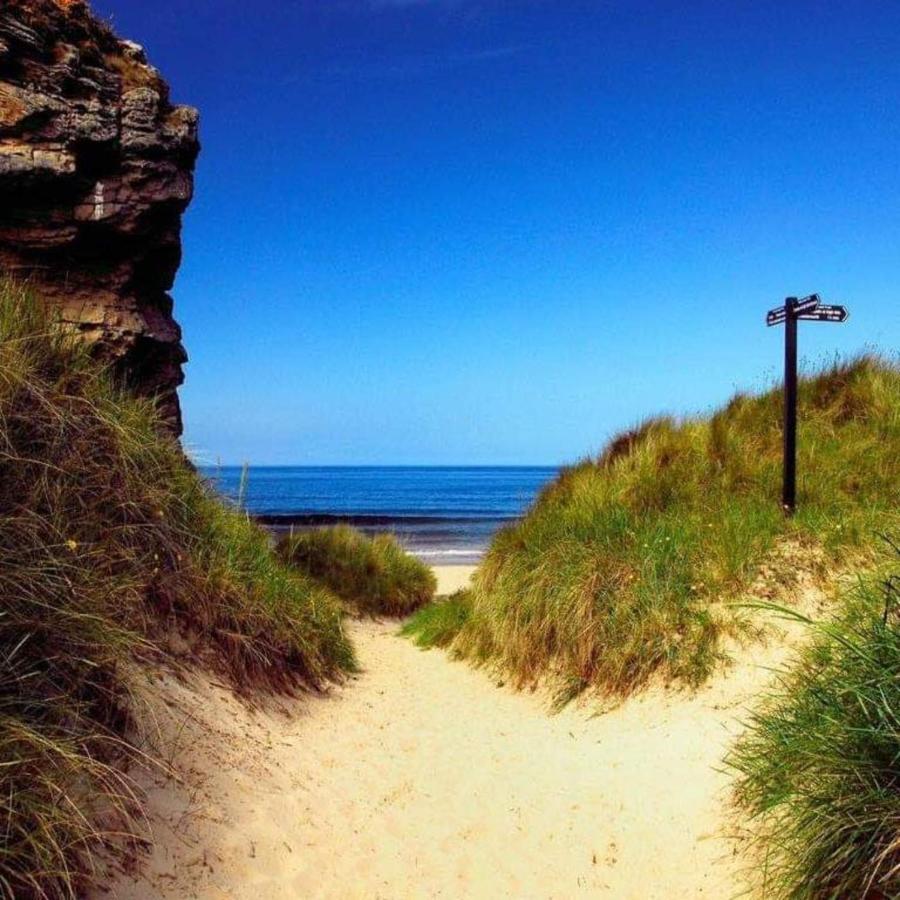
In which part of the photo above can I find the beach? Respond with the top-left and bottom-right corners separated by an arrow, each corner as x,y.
98,567 -> 827,900
432,564 -> 477,595
5,2 -> 897,896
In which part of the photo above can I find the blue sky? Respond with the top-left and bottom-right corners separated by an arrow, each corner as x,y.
93,0 -> 899,465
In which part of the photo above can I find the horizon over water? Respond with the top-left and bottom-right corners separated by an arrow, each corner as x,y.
203,466 -> 559,565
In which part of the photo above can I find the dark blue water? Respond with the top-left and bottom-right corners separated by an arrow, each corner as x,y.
202,466 -> 558,564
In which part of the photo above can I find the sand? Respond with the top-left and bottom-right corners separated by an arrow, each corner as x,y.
98,569 -> 824,900
431,564 -> 476,595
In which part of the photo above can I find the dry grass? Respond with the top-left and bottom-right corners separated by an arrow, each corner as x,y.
407,355 -> 900,699
0,280 -> 354,899
279,525 -> 436,617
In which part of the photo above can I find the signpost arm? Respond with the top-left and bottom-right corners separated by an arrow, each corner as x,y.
783,301 -> 798,513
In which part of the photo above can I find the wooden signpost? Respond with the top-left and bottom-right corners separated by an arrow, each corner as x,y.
766,293 -> 849,514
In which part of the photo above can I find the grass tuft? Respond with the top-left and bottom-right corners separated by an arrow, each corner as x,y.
425,355 -> 900,697
278,525 -> 436,617
401,590 -> 473,649
0,279 -> 354,899
727,545 -> 900,899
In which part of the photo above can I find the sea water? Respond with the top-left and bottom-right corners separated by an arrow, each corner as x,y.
202,466 -> 558,564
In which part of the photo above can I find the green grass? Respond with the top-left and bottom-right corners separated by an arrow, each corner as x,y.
0,280 -> 354,899
278,525 -> 437,617
408,356 -> 900,696
726,546 -> 900,899
401,590 -> 473,648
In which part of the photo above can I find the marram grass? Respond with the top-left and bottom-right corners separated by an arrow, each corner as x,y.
0,280 -> 354,899
407,355 -> 900,697
401,590 -> 473,648
727,547 -> 900,899
279,525 -> 436,617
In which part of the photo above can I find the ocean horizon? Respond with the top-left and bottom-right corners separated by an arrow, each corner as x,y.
202,465 -> 559,565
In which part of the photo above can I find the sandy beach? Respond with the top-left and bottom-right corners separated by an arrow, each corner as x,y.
431,564 -> 477,595
6,3 -> 894,896
98,569 -> 824,900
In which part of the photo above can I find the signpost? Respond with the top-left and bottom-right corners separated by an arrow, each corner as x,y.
766,293 -> 849,513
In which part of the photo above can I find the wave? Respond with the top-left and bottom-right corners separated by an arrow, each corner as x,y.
254,512 -> 515,527
409,549 -> 484,558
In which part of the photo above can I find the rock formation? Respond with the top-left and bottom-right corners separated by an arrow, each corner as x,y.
0,0 -> 198,434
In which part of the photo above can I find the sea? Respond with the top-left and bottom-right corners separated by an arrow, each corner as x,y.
201,466 -> 558,565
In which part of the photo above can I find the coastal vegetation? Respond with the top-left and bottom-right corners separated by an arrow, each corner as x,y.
279,525 -> 436,617
3,273 -> 897,900
404,356 -> 900,697
0,280 -> 354,899
401,589 -> 472,648
728,549 -> 900,899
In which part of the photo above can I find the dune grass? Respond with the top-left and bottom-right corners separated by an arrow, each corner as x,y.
727,545 -> 900,899
278,525 -> 436,617
401,590 -> 473,648
0,280 -> 354,899
407,356 -> 899,697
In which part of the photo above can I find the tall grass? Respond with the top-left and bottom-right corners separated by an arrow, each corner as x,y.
421,356 -> 900,696
401,590 -> 473,648
279,525 -> 436,617
727,546 -> 900,899
0,280 -> 354,899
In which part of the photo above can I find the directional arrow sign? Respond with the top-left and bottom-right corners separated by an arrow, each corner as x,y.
796,304 -> 849,323
766,293 -> 820,327
791,293 -> 821,315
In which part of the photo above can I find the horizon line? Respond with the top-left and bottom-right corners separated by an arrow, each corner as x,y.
194,462 -> 565,469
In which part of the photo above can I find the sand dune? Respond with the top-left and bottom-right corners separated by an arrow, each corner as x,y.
97,582 -> 825,900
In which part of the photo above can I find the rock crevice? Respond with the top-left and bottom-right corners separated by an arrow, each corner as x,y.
0,0 -> 198,434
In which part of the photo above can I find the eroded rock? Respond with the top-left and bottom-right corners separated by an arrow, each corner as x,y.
0,0 -> 199,434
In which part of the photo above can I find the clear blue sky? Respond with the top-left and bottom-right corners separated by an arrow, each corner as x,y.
92,0 -> 899,466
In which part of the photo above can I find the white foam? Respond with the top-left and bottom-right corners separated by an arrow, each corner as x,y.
410,548 -> 484,560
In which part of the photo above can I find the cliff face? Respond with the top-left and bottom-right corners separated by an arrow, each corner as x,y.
0,0 -> 198,434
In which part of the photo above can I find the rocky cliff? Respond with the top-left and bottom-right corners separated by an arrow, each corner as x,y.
0,0 -> 198,434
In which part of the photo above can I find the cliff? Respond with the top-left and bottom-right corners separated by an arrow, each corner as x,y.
0,0 -> 198,434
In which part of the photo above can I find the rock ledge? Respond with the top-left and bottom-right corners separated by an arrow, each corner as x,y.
0,0 -> 199,434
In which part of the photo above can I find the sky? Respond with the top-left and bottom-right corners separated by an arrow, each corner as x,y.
91,0 -> 899,466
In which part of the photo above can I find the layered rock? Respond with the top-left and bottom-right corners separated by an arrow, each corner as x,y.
0,0 -> 198,434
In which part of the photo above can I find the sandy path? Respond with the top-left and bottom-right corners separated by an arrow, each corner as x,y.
432,564 -> 477,595
99,600 -> 811,900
